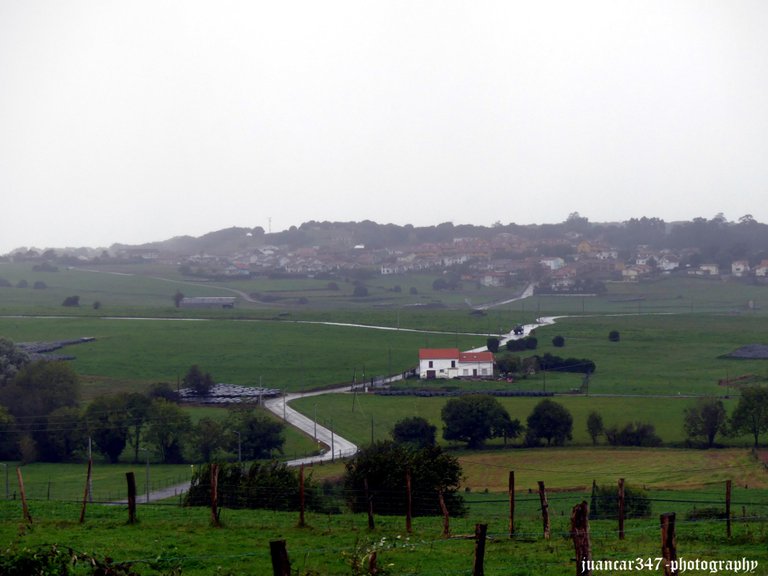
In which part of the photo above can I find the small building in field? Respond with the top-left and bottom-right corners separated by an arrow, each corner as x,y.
418,348 -> 494,379
180,296 -> 236,309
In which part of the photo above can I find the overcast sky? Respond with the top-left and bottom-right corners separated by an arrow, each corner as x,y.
1,1 -> 767,253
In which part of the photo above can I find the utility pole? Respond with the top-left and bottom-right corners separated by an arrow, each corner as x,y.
1,463 -> 7,499
87,437 -> 93,502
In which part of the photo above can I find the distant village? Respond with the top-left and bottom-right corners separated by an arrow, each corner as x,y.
6,216 -> 768,293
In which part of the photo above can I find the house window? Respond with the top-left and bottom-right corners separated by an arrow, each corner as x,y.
451,361 -> 456,368
463,369 -> 468,376
428,361 -> 433,368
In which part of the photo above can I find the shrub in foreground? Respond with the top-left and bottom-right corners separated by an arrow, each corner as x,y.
185,461 -> 323,512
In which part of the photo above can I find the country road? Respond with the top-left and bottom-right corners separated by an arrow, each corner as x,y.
263,387 -> 360,466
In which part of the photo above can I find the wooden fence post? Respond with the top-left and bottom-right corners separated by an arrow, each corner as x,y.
405,468 -> 413,534
269,539 -> 291,576
364,477 -> 375,530
438,489 -> 450,537
473,523 -> 488,576
618,477 -> 625,540
571,501 -> 592,576
210,463 -> 221,527
538,481 -> 550,540
725,479 -> 732,538
368,550 -> 378,575
126,472 -> 137,524
16,467 -> 32,524
660,512 -> 678,576
508,471 -> 515,538
298,464 -> 306,528
79,458 -> 93,524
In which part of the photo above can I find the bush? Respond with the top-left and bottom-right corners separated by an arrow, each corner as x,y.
185,461 -> 324,512
392,416 -> 436,448
552,335 -> 565,347
686,507 -> 727,521
590,483 -> 651,519
537,353 -> 596,374
609,330 -> 621,342
605,422 -> 662,447
61,295 -> 80,307
0,545 -> 143,575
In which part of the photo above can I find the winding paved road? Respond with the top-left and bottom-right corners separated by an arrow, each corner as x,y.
263,387 -> 360,466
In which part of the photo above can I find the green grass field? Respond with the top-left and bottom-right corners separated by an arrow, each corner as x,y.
3,262 -> 768,573
1,490 -> 766,575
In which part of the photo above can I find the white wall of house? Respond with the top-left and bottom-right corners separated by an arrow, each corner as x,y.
419,358 -> 458,379
457,360 -> 493,377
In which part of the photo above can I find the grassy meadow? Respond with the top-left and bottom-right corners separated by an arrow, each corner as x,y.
2,490 -> 767,575
2,261 -> 768,573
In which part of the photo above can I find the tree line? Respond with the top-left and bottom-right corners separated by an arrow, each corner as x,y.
0,339 -> 283,464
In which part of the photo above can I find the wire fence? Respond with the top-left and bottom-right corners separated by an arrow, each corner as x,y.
2,476 -> 768,575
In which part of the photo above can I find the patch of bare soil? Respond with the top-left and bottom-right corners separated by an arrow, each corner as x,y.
724,344 -> 768,359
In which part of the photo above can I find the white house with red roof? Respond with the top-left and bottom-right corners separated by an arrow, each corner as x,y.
418,348 -> 494,379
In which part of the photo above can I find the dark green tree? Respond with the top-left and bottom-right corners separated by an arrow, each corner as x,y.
0,406 -> 17,459
344,441 -> 465,517
147,381 -> 180,402
40,406 -> 85,462
0,361 -> 79,422
684,398 -> 727,448
173,290 -> 184,307
608,330 -> 621,342
730,387 -> 768,447
0,360 -> 80,462
229,408 -> 285,460
192,417 -> 230,462
144,399 -> 192,463
85,395 -> 130,463
392,416 -> 437,448
62,295 -> 80,307
552,335 -> 565,347
586,411 -> 604,445
442,395 -> 522,448
183,365 -> 214,396
486,337 -> 500,353
496,353 -> 520,375
526,399 -> 573,446
0,337 -> 30,386
123,392 -> 152,463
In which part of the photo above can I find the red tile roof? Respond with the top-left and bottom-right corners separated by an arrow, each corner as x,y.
419,348 -> 460,360
419,349 -> 494,363
459,351 -> 494,363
